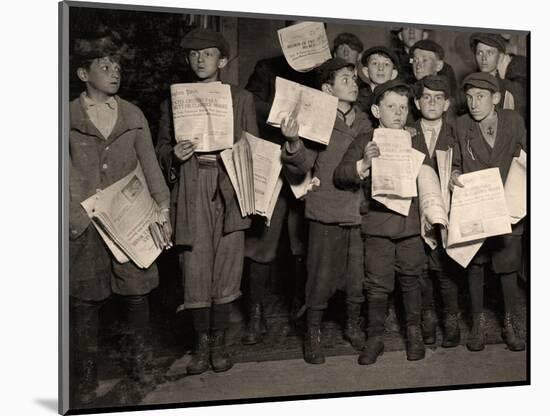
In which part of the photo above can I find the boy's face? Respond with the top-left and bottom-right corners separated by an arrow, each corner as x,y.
372,91 -> 409,129
334,44 -> 360,65
399,28 -> 427,48
322,67 -> 358,103
414,87 -> 450,121
465,87 -> 500,121
188,47 -> 227,81
411,49 -> 443,80
475,43 -> 503,74
77,56 -> 121,97
364,54 -> 397,85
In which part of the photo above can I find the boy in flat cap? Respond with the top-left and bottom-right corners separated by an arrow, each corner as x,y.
470,32 -> 526,120
334,79 -> 430,365
69,32 -> 171,404
450,72 -> 526,352
392,27 -> 429,84
333,32 -> 364,65
280,57 -> 372,364
156,28 -> 259,374
355,46 -> 399,117
412,75 -> 461,347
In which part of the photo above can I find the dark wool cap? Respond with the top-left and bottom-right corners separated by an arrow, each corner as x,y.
409,39 -> 445,60
74,33 -> 122,60
461,72 -> 501,93
414,75 -> 450,98
373,79 -> 413,104
470,32 -> 507,53
180,28 -> 230,58
315,57 -> 355,87
333,32 -> 364,53
361,46 -> 399,67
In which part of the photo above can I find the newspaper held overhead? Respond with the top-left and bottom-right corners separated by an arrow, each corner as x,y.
371,128 -> 417,198
504,150 -> 527,224
170,83 -> 234,152
267,77 -> 338,146
80,163 -> 167,269
277,21 -> 332,72
221,132 -> 283,222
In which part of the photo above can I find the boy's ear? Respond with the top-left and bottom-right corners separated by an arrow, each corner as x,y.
492,91 -> 502,106
76,67 -> 89,83
435,59 -> 444,73
321,83 -> 333,95
414,98 -> 421,111
217,56 -> 228,69
371,104 -> 381,119
390,68 -> 398,80
361,67 -> 370,81
443,98 -> 451,112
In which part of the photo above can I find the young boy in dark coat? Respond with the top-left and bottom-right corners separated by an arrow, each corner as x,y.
334,79 -> 429,364
155,28 -> 258,374
412,75 -> 461,347
281,58 -> 372,364
450,72 -> 526,352
69,33 -> 171,404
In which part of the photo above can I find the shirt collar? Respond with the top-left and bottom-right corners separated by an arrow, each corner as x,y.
80,92 -> 117,110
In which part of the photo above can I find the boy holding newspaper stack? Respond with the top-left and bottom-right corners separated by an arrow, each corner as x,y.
156,28 -> 258,375
334,79 -> 430,365
69,32 -> 171,405
280,57 -> 372,364
449,72 -> 526,352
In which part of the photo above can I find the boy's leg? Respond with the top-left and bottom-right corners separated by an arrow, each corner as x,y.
419,266 -> 437,345
211,303 -> 234,372
396,236 -> 426,361
359,235 -> 395,365
344,227 -> 366,351
241,259 -> 270,345
287,197 -> 308,321
437,267 -> 461,348
70,296 -> 104,405
187,307 -> 211,375
466,263 -> 486,351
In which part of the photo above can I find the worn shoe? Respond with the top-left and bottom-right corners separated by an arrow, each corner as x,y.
210,330 -> 233,373
358,336 -> 384,365
187,332 -> 210,375
502,313 -> 525,352
421,309 -> 437,345
242,303 -> 267,345
344,303 -> 366,351
442,313 -> 461,348
467,312 -> 486,352
406,325 -> 426,361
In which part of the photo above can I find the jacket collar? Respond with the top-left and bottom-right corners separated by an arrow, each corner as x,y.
463,110 -> 507,166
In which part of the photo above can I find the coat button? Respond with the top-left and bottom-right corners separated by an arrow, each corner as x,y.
96,188 -> 101,193
102,163 -> 108,170
105,146 -> 110,151
71,229 -> 78,235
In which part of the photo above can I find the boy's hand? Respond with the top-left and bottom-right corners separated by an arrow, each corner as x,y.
449,170 -> 464,192
159,209 -> 173,249
174,140 -> 196,162
361,141 -> 380,171
281,116 -> 300,142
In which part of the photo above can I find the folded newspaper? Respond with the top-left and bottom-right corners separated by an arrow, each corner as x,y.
277,21 -> 331,72
81,163 -> 167,269
221,132 -> 283,223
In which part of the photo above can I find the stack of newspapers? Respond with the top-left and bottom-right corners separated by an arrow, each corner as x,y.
81,162 -> 168,269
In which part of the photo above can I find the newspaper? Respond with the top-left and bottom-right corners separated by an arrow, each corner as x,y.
447,168 -> 511,247
417,165 -> 449,249
446,240 -> 484,268
371,128 -> 417,198
170,83 -> 234,152
373,148 -> 425,216
277,21 -> 332,72
285,170 -> 315,199
80,163 -> 166,269
435,148 -> 453,214
504,150 -> 527,224
221,132 -> 283,222
267,77 -> 338,146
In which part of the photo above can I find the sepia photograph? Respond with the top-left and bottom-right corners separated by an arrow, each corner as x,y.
58,0 -> 530,414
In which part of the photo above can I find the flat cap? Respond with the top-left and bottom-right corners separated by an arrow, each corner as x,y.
315,57 -> 355,87
74,33 -> 122,60
180,28 -> 230,58
373,79 -> 413,104
415,74 -> 450,98
470,32 -> 507,53
333,32 -> 364,53
409,39 -> 445,60
361,46 -> 399,67
461,72 -> 500,93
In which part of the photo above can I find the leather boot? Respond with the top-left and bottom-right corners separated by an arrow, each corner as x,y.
442,312 -> 461,348
467,312 -> 486,352
129,332 -> 154,385
187,332 -> 210,375
421,309 -> 437,345
74,356 -> 98,406
358,296 -> 386,365
210,330 -> 233,372
304,309 -> 325,364
242,303 -> 267,345
502,312 -> 525,351
344,302 -> 366,351
406,325 -> 426,360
